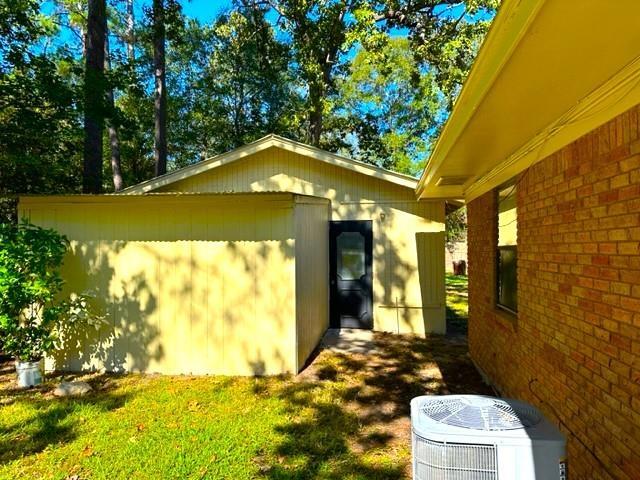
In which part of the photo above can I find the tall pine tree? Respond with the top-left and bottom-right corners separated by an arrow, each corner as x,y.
83,0 -> 106,193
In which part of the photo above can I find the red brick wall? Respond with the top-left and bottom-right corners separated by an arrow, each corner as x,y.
467,105 -> 640,480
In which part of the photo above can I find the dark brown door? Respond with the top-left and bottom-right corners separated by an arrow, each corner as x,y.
329,221 -> 373,329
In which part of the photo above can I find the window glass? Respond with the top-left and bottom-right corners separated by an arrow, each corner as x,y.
337,232 -> 365,280
497,183 -> 518,312
498,246 -> 517,311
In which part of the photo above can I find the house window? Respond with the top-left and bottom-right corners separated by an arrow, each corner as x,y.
497,183 -> 517,313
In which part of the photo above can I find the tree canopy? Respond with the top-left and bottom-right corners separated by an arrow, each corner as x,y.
0,0 -> 499,196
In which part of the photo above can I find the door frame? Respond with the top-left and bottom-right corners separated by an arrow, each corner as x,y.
329,220 -> 374,329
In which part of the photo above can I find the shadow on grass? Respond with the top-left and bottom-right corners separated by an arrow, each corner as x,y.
262,333 -> 492,479
0,364 -> 130,465
446,306 -> 468,337
264,380 -> 404,479
446,274 -> 468,337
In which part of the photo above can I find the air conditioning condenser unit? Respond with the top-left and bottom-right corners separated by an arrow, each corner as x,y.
411,395 -> 566,480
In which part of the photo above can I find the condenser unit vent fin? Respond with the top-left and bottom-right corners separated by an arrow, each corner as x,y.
413,435 -> 498,480
421,396 -> 541,431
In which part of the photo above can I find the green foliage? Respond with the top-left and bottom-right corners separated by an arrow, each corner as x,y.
0,56 -> 83,194
0,198 -> 17,224
248,0 -> 498,165
391,1 -> 500,107
445,206 -> 467,254
0,221 -> 99,361
165,7 -> 302,168
0,1 -> 83,195
0,0 -> 499,191
258,0 -> 360,144
0,0 -> 46,61
331,38 -> 441,175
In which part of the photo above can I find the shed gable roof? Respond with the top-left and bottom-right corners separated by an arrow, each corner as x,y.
120,135 -> 418,194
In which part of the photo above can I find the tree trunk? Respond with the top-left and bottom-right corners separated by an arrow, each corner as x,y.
307,84 -> 324,146
307,58 -> 335,147
105,34 -> 124,191
126,0 -> 135,61
83,0 -> 106,193
153,0 -> 168,177
308,107 -> 322,146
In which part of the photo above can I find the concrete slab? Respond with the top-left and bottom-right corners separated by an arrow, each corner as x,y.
320,328 -> 377,354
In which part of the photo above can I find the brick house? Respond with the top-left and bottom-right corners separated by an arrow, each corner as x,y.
417,1 -> 640,479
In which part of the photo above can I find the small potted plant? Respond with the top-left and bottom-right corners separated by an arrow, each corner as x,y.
0,221 -> 95,388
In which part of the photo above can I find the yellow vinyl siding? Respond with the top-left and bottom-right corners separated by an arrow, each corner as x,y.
157,147 -> 416,203
415,232 -> 447,333
333,201 -> 445,335
19,194 -> 297,376
19,142 -> 446,376
157,148 -> 446,335
294,197 -> 330,370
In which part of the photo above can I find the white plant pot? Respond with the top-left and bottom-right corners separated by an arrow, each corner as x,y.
15,359 -> 44,388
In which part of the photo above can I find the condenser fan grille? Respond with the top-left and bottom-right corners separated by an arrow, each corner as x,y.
421,396 -> 541,431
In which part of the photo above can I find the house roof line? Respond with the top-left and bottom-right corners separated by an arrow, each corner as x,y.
120,134 -> 419,195
415,0 -> 546,198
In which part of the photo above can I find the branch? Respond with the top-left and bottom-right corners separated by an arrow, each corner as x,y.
246,0 -> 288,21
48,18 -> 85,43
374,1 -> 465,25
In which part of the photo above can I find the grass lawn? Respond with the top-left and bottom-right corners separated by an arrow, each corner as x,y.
446,274 -> 469,335
0,278 -> 483,480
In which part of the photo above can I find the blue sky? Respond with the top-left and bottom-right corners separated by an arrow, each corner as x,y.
179,0 -> 233,23
40,0 -> 235,54
42,0 -> 233,29
131,0 -> 233,23
42,0 -> 486,49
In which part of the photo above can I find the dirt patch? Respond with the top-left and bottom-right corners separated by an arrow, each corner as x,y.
300,331 -> 495,476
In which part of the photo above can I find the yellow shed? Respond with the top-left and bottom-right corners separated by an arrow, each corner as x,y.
19,136 -> 445,375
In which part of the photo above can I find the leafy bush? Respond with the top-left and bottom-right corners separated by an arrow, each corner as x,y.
0,198 -> 17,224
445,206 -> 467,254
0,220 -> 97,361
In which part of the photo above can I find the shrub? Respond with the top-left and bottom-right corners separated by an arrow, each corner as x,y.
0,220 -> 97,361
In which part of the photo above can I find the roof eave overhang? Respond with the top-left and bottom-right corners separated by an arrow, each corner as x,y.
464,58 -> 640,202
417,0 -> 640,202
416,0 -> 546,200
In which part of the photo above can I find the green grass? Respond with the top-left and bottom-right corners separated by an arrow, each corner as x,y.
446,274 -> 468,335
0,344 -> 420,480
0,278 -> 478,480
0,376 -> 290,480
